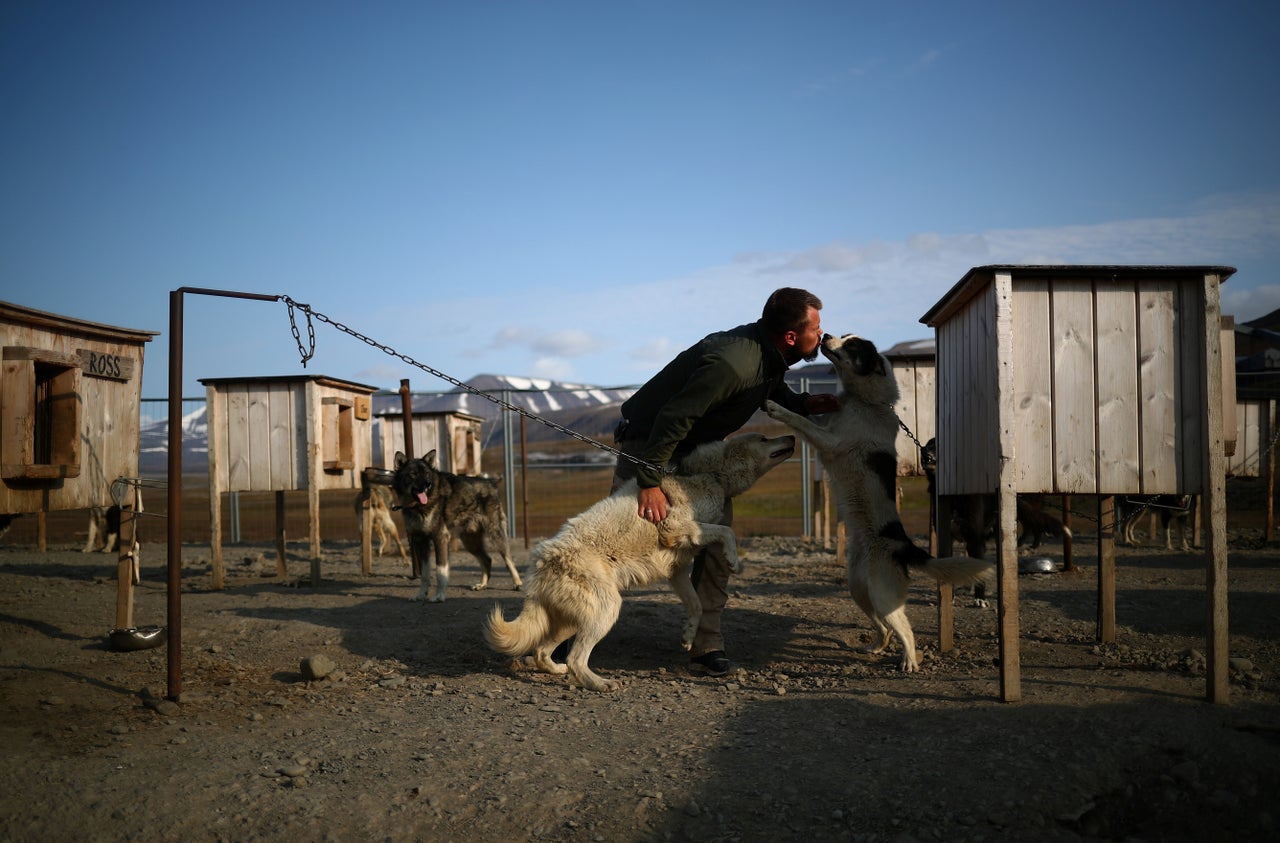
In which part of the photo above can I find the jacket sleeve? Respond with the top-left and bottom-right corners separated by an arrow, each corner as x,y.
769,380 -> 811,415
632,353 -> 743,488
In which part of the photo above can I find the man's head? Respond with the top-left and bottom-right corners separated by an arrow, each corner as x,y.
761,288 -> 824,365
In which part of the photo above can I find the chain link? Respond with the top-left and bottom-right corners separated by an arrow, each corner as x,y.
279,296 -> 670,475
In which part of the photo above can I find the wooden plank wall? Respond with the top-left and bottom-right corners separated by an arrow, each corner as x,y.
891,360 -> 936,476
1228,399 -> 1269,478
209,382 -> 304,492
0,323 -> 146,513
938,271 -> 1208,496
935,279 -> 999,495
375,416 -> 444,470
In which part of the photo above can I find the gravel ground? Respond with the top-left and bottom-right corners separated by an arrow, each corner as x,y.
1,523 -> 1278,842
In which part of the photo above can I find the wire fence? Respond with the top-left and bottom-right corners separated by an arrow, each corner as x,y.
1,385 -> 842,551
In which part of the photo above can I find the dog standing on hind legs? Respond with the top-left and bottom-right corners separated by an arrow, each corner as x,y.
766,334 -> 993,672
391,450 -> 522,602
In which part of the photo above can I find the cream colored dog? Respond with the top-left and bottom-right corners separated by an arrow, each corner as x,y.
483,432 -> 796,691
354,484 -> 408,562
766,334 -> 993,672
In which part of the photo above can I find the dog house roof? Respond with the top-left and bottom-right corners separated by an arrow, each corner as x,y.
920,264 -> 1237,328
0,299 -> 159,344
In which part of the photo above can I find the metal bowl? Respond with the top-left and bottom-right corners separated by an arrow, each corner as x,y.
108,625 -> 167,652
1019,556 -> 1058,574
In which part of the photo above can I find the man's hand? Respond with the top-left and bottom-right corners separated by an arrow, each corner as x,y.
805,393 -> 840,414
637,486 -> 669,523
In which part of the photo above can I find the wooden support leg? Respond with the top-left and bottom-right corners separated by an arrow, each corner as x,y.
936,495 -> 954,653
996,487 -> 1021,703
114,492 -> 139,630
1097,495 -> 1116,643
275,491 -> 288,578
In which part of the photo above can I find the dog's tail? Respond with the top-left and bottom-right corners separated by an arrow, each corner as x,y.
919,556 -> 995,587
483,602 -> 551,657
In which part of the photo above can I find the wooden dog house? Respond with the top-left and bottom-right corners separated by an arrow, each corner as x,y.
0,300 -> 156,628
921,265 -> 1235,703
200,374 -> 378,588
884,338 -> 937,477
373,407 -> 485,474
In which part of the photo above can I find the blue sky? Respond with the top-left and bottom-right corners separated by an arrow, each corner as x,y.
2,1 -> 1278,398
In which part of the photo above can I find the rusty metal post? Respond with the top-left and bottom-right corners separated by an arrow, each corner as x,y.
166,289 -> 184,700
398,378 -> 420,578
520,414 -> 530,548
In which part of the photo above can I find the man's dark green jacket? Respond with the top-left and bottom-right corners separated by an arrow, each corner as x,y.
619,320 -> 813,488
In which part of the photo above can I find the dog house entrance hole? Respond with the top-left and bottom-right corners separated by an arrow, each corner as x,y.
2,347 -> 82,479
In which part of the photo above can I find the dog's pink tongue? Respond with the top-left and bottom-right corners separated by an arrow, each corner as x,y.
416,491 -> 429,506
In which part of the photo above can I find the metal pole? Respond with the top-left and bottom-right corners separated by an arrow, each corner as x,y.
520,414 -> 530,548
165,287 -> 287,701
165,290 -> 184,700
398,379 -> 414,459
799,377 -> 813,539
502,391 -> 517,540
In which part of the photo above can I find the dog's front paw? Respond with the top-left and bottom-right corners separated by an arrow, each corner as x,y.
681,613 -> 701,650
764,399 -> 783,419
428,593 -> 446,603
469,583 -> 488,592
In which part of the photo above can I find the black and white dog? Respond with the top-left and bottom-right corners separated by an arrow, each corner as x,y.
766,335 -> 993,672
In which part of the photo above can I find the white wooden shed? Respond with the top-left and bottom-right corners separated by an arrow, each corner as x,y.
0,300 -> 156,627
921,265 -> 1235,703
200,374 -> 378,588
884,338 -> 937,476
373,408 -> 486,475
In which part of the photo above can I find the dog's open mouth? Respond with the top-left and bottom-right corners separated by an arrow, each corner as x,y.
770,445 -> 796,460
414,489 -> 430,506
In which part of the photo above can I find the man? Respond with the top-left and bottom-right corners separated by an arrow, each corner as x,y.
613,287 -> 839,676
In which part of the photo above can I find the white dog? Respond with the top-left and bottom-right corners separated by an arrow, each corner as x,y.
766,334 -> 993,672
483,432 -> 796,691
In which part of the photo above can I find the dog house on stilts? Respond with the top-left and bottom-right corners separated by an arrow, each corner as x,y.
0,301 -> 157,632
200,374 -> 378,588
921,265 -> 1236,704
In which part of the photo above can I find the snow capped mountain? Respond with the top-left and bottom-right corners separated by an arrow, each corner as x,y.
138,374 -> 637,474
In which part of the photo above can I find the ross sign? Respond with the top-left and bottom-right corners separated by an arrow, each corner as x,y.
77,349 -> 136,381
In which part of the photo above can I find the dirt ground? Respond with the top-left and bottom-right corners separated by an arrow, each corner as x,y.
1,514 -> 1279,842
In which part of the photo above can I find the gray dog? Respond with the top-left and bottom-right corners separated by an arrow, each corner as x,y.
391,450 -> 523,602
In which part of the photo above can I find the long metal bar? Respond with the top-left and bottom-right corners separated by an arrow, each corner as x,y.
166,286 -> 288,701
166,290 -> 183,700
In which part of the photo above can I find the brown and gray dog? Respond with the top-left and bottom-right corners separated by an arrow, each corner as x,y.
391,450 -> 522,602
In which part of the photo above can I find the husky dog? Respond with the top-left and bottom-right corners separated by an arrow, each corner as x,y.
766,334 -> 993,672
1117,495 -> 1193,551
484,432 -> 796,692
921,436 -> 1073,594
354,484 -> 408,562
392,450 -> 523,601
83,505 -> 125,554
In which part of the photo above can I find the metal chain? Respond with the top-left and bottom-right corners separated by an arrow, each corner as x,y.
279,296 -> 669,475
895,413 -> 924,451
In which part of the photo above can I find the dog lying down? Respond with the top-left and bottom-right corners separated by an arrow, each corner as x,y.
484,432 -> 796,692
766,333 -> 994,672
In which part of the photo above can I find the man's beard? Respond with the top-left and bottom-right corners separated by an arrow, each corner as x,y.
786,345 -> 821,366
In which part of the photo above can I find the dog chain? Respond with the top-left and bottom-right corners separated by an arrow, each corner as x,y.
279,295 -> 672,476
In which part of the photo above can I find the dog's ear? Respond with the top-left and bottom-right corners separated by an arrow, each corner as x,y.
423,449 -> 438,468
394,451 -> 407,469
850,339 -> 885,376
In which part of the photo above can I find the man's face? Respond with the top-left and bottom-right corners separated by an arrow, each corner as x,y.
788,306 -> 823,364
